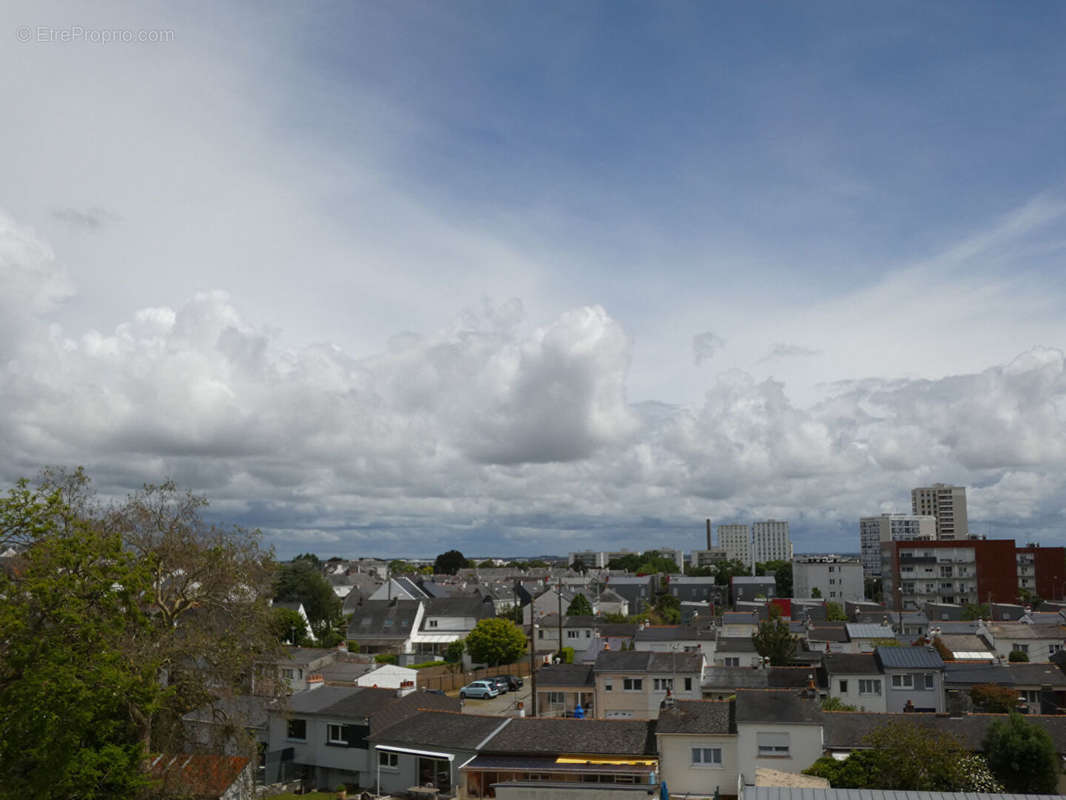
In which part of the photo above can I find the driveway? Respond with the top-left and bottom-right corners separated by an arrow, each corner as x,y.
458,683 -> 531,715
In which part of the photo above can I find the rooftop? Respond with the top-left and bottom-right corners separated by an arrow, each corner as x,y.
484,716 -> 656,756
876,646 -> 945,670
735,690 -> 822,725
656,699 -> 734,735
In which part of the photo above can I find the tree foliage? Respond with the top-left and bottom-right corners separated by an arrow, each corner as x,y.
606,550 -> 679,574
712,559 -> 751,587
963,602 -> 990,620
970,684 -> 1019,713
1008,649 -> 1029,662
752,612 -> 796,665
465,618 -> 527,666
984,712 -> 1059,793
444,639 -> 465,663
567,593 -> 594,616
826,601 -> 847,621
821,697 -> 857,711
434,549 -> 468,575
274,558 -> 342,628
271,607 -> 313,646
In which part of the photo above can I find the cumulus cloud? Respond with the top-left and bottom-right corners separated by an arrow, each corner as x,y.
759,342 -> 821,362
692,331 -> 725,365
3,212 -> 1066,556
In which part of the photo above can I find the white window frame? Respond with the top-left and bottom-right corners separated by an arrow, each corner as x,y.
623,678 -> 643,691
892,674 -> 913,689
653,678 -> 674,692
859,679 -> 881,695
327,723 -> 348,745
378,751 -> 399,769
691,747 -> 723,767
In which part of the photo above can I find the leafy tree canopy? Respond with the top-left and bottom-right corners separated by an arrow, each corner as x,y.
970,684 -> 1019,714
962,602 -> 990,620
984,712 -> 1059,794
389,559 -> 417,574
275,557 -> 343,627
1008,649 -> 1029,662
465,618 -> 527,666
567,593 -> 594,616
434,549 -> 468,575
752,614 -> 796,665
712,559 -> 751,587
606,550 -> 679,574
826,601 -> 847,621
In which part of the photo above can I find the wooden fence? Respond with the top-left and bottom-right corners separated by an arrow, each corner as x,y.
415,660 -> 530,693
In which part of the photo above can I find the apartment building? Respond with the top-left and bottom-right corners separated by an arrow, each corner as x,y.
859,513 -> 936,577
752,520 -> 792,564
689,547 -> 728,569
792,555 -> 864,602
911,483 -> 968,540
1017,545 -> 1066,599
717,524 -> 751,565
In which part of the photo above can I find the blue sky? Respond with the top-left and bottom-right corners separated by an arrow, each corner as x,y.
2,1 -> 1066,558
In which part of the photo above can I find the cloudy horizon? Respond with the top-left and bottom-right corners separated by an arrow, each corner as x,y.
3,1 -> 1066,558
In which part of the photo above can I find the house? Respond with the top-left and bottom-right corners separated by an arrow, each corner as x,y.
595,587 -> 630,617
147,754 -> 254,800
978,620 -> 1066,664
594,650 -> 705,719
369,710 -> 509,798
345,598 -> 424,659
369,576 -> 431,602
530,614 -> 597,653
533,663 -> 596,717
667,576 -> 728,606
354,663 -> 419,689
656,700 -> 737,799
264,684 -> 459,789
804,624 -> 849,654
633,624 -> 717,661
822,653 -> 886,712
732,576 -> 776,604
605,575 -> 658,614
414,596 -> 495,661
875,645 -> 945,712
714,637 -> 762,668
842,623 -> 896,652
943,661 -> 1066,711
702,666 -> 817,701
734,690 -> 824,788
522,585 -> 578,624
721,611 -> 760,638
461,716 -> 660,798
254,646 -> 349,695
931,632 -> 995,662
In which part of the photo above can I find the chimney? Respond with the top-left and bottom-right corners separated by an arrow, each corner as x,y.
396,680 -> 416,698
307,673 -> 324,690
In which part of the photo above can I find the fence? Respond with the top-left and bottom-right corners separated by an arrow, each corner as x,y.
415,660 -> 530,693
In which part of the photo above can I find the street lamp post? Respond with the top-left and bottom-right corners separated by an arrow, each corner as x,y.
529,622 -> 538,717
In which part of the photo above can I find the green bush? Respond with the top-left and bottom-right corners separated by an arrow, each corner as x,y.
560,646 -> 574,664
374,653 -> 398,664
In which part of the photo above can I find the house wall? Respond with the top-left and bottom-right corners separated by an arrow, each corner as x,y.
883,668 -> 944,712
826,672 -> 887,712
266,713 -> 371,788
987,636 -> 1062,664
595,671 -> 702,719
373,745 -> 476,797
355,665 -> 418,689
735,722 -> 823,785
657,733 -> 738,798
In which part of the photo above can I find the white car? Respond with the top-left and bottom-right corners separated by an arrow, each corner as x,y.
459,680 -> 500,699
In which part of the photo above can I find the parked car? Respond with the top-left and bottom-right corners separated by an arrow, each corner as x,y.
503,675 -> 523,690
490,676 -> 510,694
459,680 -> 499,700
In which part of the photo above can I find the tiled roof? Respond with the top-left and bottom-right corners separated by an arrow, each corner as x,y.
635,625 -> 716,642
987,623 -> 1066,640
716,637 -> 758,653
876,646 -> 944,669
823,653 -> 881,675
423,596 -> 494,619
845,623 -> 895,639
483,716 -> 656,756
594,650 -> 703,673
346,598 -> 422,639
368,690 -> 461,733
735,690 -> 822,724
535,663 -> 595,688
656,699 -> 733,734
148,754 -> 249,799
807,625 -> 848,643
283,686 -> 401,719
370,710 -> 508,750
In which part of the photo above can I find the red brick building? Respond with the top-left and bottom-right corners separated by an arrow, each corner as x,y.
881,539 -> 1065,610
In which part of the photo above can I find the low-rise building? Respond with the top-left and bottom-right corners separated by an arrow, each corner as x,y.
876,645 -> 945,712
534,663 -> 596,718
594,650 -> 704,719
978,620 -> 1066,664
734,690 -> 823,788
656,700 -> 737,798
822,653 -> 886,712
792,555 -> 864,603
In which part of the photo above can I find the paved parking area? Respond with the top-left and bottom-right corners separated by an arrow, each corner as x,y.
459,683 -> 531,715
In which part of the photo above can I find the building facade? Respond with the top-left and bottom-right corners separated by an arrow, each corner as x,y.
752,520 -> 792,564
717,524 -> 751,566
911,483 -> 968,540
859,514 -> 937,577
792,555 -> 864,602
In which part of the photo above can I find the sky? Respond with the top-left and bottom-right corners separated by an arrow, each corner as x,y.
2,1 -> 1066,559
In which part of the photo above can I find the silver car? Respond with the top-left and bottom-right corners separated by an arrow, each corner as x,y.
459,680 -> 500,699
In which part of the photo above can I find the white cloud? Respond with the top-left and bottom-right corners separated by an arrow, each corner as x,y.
692,331 -> 725,365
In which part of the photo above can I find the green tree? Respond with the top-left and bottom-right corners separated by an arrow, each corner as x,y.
0,515 -> 164,799
271,606 -> 313,646
653,592 -> 681,624
274,558 -> 343,628
811,587 -> 823,598
970,684 -> 1019,713
478,559 -> 495,568
963,602 -> 990,620
772,561 -> 793,597
1008,649 -> 1029,662
712,559 -> 751,587
984,712 -> 1059,793
433,549 -> 468,575
821,697 -> 857,711
465,618 -> 527,666
444,639 -> 465,663
826,601 -> 847,621
752,610 -> 797,665
293,552 -> 322,569
864,576 -> 883,603
567,593 -> 594,616
389,559 -> 416,574
864,720 -> 972,790
571,557 -> 588,574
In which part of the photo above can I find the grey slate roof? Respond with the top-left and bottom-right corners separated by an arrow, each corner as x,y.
876,646 -> 944,669
368,690 -> 462,733
936,634 -> 993,655
483,716 -> 656,756
944,662 -> 1066,688
283,686 -> 400,718
369,710 -> 507,750
716,637 -> 758,653
823,653 -> 881,675
845,623 -> 895,639
346,598 -> 421,641
595,650 -> 704,673
703,666 -> 772,690
635,625 -> 716,642
807,625 -> 848,643
656,700 -> 734,734
535,663 -> 595,688
987,623 -> 1066,640
423,596 -> 494,619
735,690 -> 822,724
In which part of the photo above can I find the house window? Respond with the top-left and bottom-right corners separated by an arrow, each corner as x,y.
1050,644 -> 1062,657
547,691 -> 565,705
685,678 -> 693,691
839,680 -> 848,693
653,678 -> 674,691
428,620 -> 438,628
327,724 -> 348,745
724,657 -> 740,667
567,630 -> 580,639
691,747 -> 723,766
924,674 -> 935,690
286,719 -> 306,741
538,629 -> 544,639
892,674 -> 914,688
1013,644 -> 1029,654
757,732 -> 790,757
859,679 -> 881,695
378,751 -> 399,768
604,683 -> 613,691
281,668 -> 295,680
623,678 -> 643,691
